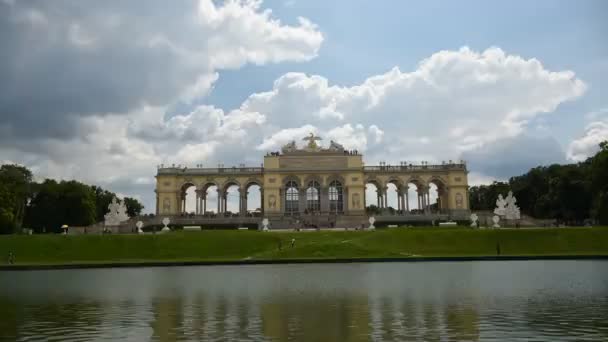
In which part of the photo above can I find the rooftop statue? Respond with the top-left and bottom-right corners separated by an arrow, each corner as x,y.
328,140 -> 345,152
281,140 -> 297,153
302,132 -> 322,151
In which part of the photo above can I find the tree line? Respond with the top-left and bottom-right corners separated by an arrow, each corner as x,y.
469,141 -> 608,225
0,165 -> 144,234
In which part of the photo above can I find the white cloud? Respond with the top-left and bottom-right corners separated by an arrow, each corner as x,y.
567,118 -> 608,161
0,0 -> 323,140
0,46 -> 587,212
241,47 -> 585,162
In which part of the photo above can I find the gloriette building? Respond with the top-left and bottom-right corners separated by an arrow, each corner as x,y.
155,134 -> 470,229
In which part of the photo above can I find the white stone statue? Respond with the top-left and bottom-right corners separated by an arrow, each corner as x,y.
470,213 -> 478,228
328,140 -> 345,152
161,217 -> 171,232
281,140 -> 297,153
302,132 -> 322,151
494,194 -> 507,216
368,216 -> 376,230
104,197 -> 130,226
492,215 -> 501,228
136,221 -> 144,234
261,218 -> 269,231
504,191 -> 521,220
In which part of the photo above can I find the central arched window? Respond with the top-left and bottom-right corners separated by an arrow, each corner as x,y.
285,181 -> 299,215
328,180 -> 343,213
306,180 -> 321,212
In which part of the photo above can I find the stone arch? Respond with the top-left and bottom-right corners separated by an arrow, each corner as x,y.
326,174 -> 346,186
196,181 -> 220,215
282,175 -> 302,188
405,175 -> 425,188
304,178 -> 321,213
244,178 -> 263,190
243,178 -> 263,215
284,179 -> 300,215
199,181 -> 218,193
303,174 -> 323,187
364,176 -> 384,188
220,179 -> 241,215
364,177 -> 384,209
221,178 -> 241,193
427,176 -> 449,212
179,181 -> 197,214
179,181 -> 196,192
405,176 -> 426,213
427,175 -> 448,188
328,178 -> 344,214
385,178 -> 403,212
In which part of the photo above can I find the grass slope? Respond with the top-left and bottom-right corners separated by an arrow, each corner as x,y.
0,227 -> 607,266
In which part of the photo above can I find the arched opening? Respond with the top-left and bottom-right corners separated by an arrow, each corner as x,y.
203,184 -> 219,215
306,180 -> 321,213
328,180 -> 343,214
365,181 -> 382,215
246,183 -> 262,217
180,183 -> 196,215
406,181 -> 424,214
224,183 -> 240,216
428,179 -> 447,213
386,181 -> 400,215
285,180 -> 299,215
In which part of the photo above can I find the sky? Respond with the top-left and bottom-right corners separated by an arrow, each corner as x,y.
1,0 -> 607,213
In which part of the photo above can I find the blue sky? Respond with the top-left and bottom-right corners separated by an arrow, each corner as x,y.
203,0 -> 607,145
0,0 -> 606,212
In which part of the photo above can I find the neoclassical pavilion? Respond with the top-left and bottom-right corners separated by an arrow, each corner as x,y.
155,134 -> 470,228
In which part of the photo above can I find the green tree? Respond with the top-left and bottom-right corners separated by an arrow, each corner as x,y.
365,204 -> 381,216
25,180 -> 96,233
91,186 -> 116,222
590,141 -> 608,224
0,164 -> 33,232
468,182 -> 510,211
470,141 -> 607,224
123,197 -> 144,217
0,183 -> 16,234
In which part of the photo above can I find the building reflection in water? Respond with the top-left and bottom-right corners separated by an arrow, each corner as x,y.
1,261 -> 607,341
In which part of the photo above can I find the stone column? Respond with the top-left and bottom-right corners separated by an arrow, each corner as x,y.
321,187 -> 330,213
237,188 -> 242,215
426,187 -> 431,213
223,194 -> 227,214
279,188 -> 283,214
343,187 -> 349,213
405,191 -> 410,212
155,195 -> 159,215
260,188 -> 264,214
382,186 -> 387,209
397,193 -> 401,213
177,193 -> 182,214
362,188 -> 366,209
299,188 -> 307,214
217,188 -> 221,213
202,193 -> 207,215
244,190 -> 248,215
195,190 -> 200,214
238,188 -> 247,216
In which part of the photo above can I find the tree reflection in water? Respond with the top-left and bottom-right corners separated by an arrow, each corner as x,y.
0,261 -> 607,341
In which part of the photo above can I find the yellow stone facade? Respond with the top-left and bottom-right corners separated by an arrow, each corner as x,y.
155,136 -> 469,221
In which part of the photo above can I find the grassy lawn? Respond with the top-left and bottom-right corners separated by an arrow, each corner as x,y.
0,227 -> 607,266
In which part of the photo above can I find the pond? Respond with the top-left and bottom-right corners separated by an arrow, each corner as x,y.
1,260 -> 607,341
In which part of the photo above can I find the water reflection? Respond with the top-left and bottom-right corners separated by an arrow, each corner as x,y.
0,261 -> 607,341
